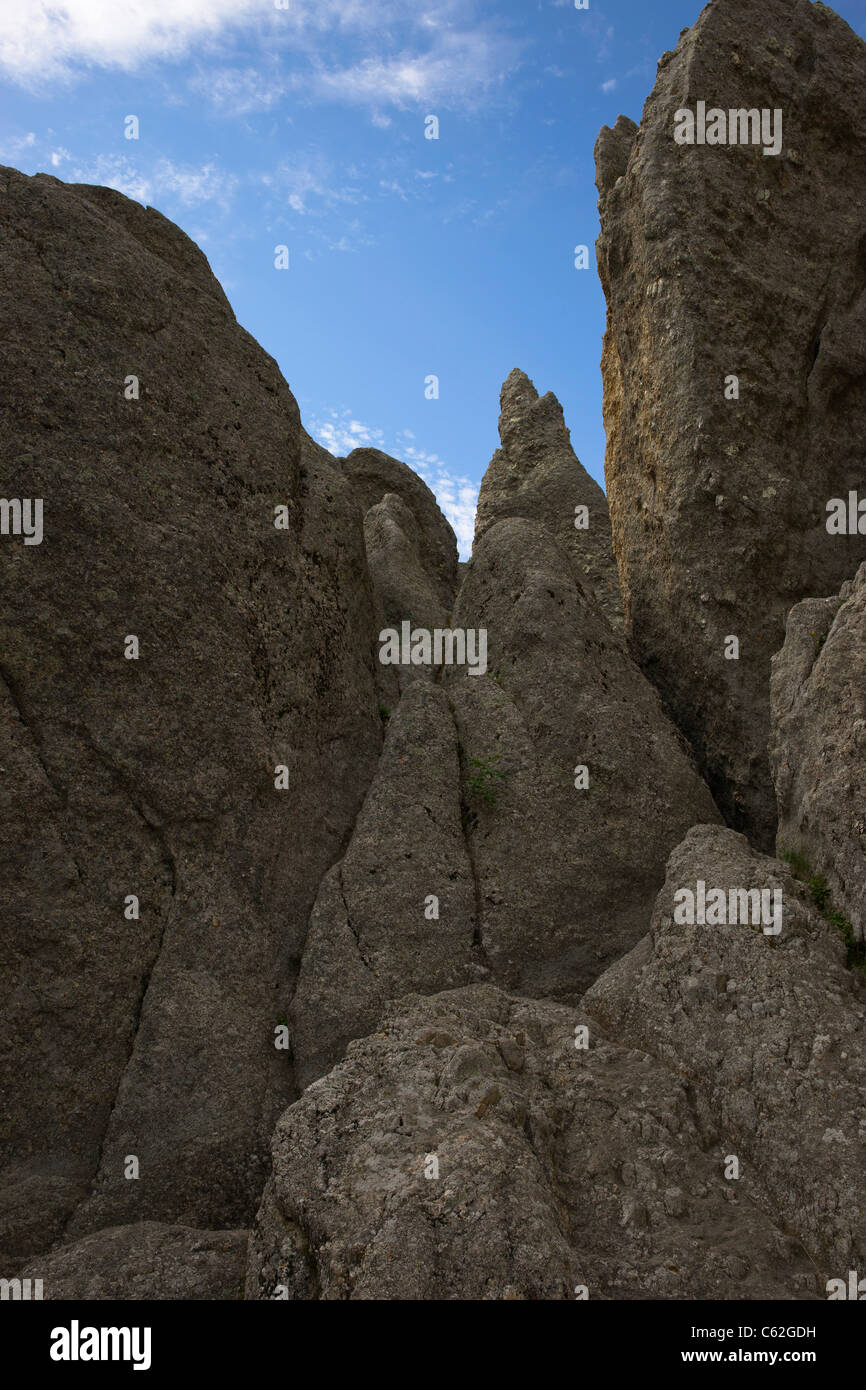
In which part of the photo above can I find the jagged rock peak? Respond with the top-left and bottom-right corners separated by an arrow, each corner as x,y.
474,368 -> 624,632
593,114 -> 638,197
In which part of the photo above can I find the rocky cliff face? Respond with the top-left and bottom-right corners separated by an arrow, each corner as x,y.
0,165 -> 383,1257
595,0 -> 866,849
3,0 -> 866,1304
290,392 -> 719,1086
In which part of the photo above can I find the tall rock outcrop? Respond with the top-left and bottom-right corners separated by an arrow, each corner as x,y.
445,514 -> 720,999
475,369 -> 623,633
290,506 -> 719,1085
596,0 -> 866,849
770,562 -> 866,941
288,393 -> 718,1084
362,492 -> 450,694
0,166 -> 382,1257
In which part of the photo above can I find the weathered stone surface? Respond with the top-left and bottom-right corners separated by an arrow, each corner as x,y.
248,984 -> 814,1300
342,446 -> 459,613
0,164 -> 381,1253
770,562 -> 866,940
585,824 -> 866,1276
291,682 -> 482,1086
596,0 -> 866,848
444,515 -> 721,999
5,1 -> 866,1302
18,1223 -> 248,1300
475,369 -> 623,632
363,492 -> 449,693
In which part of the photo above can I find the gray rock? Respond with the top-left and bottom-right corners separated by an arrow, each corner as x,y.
290,682 -> 481,1086
584,823 -> 866,1276
475,369 -> 623,633
445,515 -> 721,999
363,492 -> 450,693
292,509 -> 718,1088
595,0 -> 866,848
18,1222 -> 248,1300
342,447 -> 459,614
0,164 -> 381,1253
248,984 -> 814,1300
770,562 -> 866,940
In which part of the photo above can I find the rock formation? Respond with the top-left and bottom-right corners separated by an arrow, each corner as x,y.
248,982 -> 816,1300
0,164 -> 382,1257
3,0 -> 866,1307
290,681 -> 482,1087
770,561 -> 866,941
596,0 -> 866,849
19,1223 -> 248,1300
443,513 -> 720,998
290,493 -> 719,1085
474,369 -> 623,632
584,824 -> 866,1278
342,445 -> 459,616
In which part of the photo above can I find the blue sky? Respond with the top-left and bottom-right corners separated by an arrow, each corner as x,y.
2,0 -> 864,556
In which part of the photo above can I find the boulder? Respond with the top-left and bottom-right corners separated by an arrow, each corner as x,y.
585,823 -> 866,1276
248,983 -> 814,1300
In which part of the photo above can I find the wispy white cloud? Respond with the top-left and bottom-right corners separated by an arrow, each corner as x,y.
256,155 -> 364,216
0,0 -> 522,116
301,28 -> 520,111
601,77 -> 617,93
53,153 -> 239,209
395,435 -> 478,557
0,131 -> 36,160
190,64 -> 287,116
311,410 -> 386,456
0,0 -> 265,85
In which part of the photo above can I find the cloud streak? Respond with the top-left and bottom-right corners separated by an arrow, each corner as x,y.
0,0 -> 522,113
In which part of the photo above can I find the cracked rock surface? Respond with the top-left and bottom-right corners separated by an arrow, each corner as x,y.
596,0 -> 866,848
0,164 -> 382,1252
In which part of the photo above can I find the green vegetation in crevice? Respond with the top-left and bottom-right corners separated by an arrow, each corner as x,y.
781,847 -> 866,978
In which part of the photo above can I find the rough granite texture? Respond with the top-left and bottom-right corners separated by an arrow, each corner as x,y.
3,0 -> 866,1304
19,1223 -> 248,1300
585,824 -> 866,1276
444,514 -> 721,999
363,492 -> 451,693
0,164 -> 381,1255
341,446 -> 459,615
290,682 -> 483,1087
770,561 -> 866,940
475,369 -> 623,633
247,984 -> 816,1300
596,0 -> 866,848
